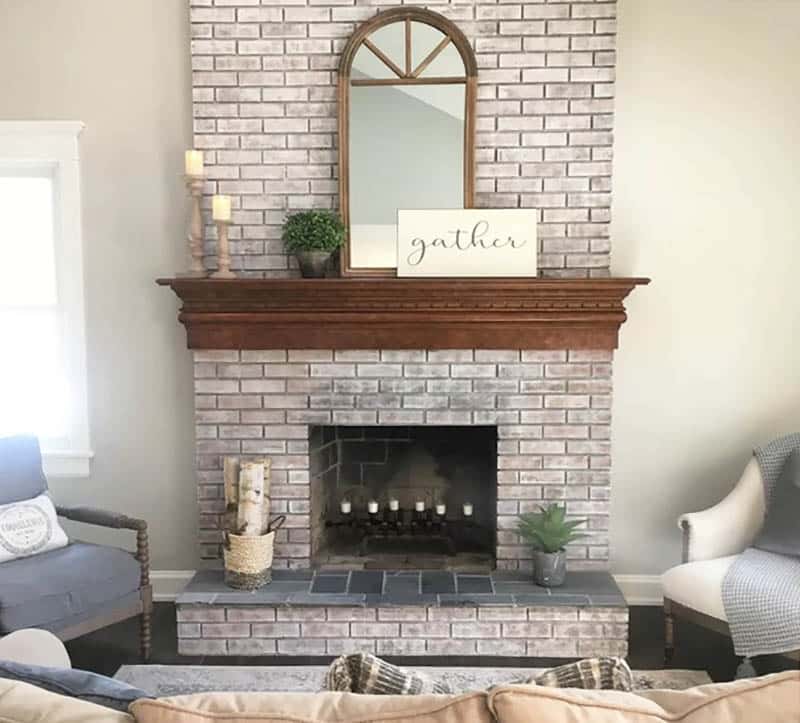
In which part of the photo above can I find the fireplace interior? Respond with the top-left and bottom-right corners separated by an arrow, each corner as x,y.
309,425 -> 497,571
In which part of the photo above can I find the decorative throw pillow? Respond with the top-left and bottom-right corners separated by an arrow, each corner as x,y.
0,660 -> 151,712
325,653 -> 452,695
526,657 -> 634,691
0,493 -> 69,563
754,448 -> 800,557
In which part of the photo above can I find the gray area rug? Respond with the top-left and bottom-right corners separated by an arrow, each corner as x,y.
116,665 -> 711,696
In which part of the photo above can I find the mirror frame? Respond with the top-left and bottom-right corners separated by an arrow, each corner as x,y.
338,7 -> 478,277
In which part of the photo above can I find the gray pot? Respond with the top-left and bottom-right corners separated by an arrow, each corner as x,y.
533,550 -> 567,587
295,251 -> 332,278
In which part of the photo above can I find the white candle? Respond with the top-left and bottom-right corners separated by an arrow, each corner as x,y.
415,500 -> 425,512
340,500 -> 351,515
212,194 -> 232,222
185,150 -> 204,177
389,498 -> 399,512
368,500 -> 379,514
435,503 -> 446,516
463,503 -> 473,517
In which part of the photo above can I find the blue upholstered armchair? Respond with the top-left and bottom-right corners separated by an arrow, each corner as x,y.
0,436 -> 152,660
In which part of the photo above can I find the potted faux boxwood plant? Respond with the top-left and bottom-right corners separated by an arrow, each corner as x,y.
517,503 -> 587,587
282,209 -> 345,278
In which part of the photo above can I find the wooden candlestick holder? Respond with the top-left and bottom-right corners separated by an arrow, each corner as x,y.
211,219 -> 236,279
182,175 -> 207,277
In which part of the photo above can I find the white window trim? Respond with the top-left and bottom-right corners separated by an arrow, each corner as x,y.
0,121 -> 93,477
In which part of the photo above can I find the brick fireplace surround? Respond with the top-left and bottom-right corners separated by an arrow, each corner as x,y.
195,347 -> 614,571
173,0 -> 637,658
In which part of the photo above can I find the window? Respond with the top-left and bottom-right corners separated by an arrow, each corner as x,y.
0,122 -> 92,476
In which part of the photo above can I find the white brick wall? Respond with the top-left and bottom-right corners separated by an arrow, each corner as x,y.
189,0 -> 616,277
194,348 -> 613,570
177,603 -> 628,656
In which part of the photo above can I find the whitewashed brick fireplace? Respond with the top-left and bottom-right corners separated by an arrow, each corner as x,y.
164,0 -> 647,658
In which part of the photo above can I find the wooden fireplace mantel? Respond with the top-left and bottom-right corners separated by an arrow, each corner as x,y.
157,277 -> 649,350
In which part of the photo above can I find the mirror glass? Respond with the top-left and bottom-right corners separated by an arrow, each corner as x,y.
345,19 -> 471,271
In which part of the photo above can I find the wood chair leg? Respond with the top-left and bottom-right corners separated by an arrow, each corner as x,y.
664,601 -> 675,666
140,611 -> 152,662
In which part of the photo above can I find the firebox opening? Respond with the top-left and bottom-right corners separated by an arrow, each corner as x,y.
309,425 -> 497,571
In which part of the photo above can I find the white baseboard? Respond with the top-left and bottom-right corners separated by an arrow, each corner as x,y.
151,570 -> 663,606
151,570 -> 196,602
614,574 -> 663,606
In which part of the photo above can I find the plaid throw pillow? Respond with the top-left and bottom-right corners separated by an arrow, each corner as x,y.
527,657 -> 634,691
325,654 -> 452,695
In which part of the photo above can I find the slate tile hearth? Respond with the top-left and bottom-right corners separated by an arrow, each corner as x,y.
180,569 -> 626,608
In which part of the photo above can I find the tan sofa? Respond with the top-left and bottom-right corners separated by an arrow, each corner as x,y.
1,671 -> 798,723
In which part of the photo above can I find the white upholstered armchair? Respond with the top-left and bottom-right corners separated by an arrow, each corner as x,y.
661,458 -> 767,663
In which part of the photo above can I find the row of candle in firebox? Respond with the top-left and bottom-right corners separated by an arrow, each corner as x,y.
339,498 -> 474,517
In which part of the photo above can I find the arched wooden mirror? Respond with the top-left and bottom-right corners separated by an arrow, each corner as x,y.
338,7 -> 477,276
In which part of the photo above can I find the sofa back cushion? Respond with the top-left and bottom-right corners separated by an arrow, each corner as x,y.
130,691 -> 491,723
0,659 -> 150,712
0,435 -> 48,505
489,671 -> 800,723
0,677 -> 133,722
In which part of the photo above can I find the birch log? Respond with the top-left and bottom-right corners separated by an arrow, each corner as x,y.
237,461 -> 266,535
223,456 -> 240,533
257,458 -> 273,533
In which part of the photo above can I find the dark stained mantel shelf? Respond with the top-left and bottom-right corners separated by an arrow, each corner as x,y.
157,277 -> 649,351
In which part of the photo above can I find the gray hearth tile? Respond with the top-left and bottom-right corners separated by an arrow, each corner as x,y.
516,593 -> 591,606
555,572 -> 621,596
456,575 -> 493,594
288,593 -> 366,606
271,569 -> 314,582
259,581 -> 310,593
176,592 -> 219,604
349,571 -> 384,594
384,573 -> 421,596
368,594 -> 438,607
490,571 -> 532,583
421,571 -> 455,594
310,575 -> 349,594
493,582 -> 543,594
586,593 -> 628,607
504,588 -> 552,602
438,594 -> 515,607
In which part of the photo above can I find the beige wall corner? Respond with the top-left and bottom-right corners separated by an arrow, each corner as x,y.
611,0 -> 800,575
0,0 -> 197,569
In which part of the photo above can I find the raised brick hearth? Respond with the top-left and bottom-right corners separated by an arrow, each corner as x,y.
177,569 -> 628,657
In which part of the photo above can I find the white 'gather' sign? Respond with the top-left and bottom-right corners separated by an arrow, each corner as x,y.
397,209 -> 538,277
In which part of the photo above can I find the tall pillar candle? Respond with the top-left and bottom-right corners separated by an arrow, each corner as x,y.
211,195 -> 235,279
182,150 -> 206,277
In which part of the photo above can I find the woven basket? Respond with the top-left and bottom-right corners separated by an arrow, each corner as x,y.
223,530 -> 274,590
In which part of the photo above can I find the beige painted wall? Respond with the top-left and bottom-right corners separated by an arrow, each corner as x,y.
1,0 -> 798,580
0,0 -> 198,569
611,0 -> 800,574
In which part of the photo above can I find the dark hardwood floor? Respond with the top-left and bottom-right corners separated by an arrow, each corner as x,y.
65,603 -> 798,683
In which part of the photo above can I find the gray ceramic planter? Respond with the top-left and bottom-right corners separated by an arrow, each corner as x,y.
533,550 -> 567,587
295,251 -> 333,278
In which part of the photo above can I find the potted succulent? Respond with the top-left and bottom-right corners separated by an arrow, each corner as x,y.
282,209 -> 345,278
517,503 -> 587,587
